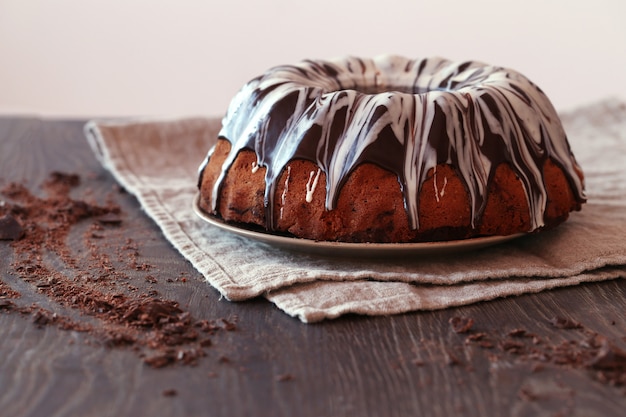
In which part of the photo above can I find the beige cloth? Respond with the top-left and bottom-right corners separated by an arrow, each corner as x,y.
85,99 -> 626,323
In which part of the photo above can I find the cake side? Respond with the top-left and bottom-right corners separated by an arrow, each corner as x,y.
198,139 -> 582,243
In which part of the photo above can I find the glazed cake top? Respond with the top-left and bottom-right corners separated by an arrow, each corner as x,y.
199,55 -> 585,232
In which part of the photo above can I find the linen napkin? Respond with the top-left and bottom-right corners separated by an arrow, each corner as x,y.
85,98 -> 626,323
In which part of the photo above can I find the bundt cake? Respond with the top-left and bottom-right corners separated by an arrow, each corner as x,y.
197,55 -> 585,243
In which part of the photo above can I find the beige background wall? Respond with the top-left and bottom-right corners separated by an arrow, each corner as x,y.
1,0 -> 625,118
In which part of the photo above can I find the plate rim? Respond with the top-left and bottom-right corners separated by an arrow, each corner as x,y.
192,193 -> 524,256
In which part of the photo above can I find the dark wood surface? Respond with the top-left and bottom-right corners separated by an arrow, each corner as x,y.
1,116 -> 625,417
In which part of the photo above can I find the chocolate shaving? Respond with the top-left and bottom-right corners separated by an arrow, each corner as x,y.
588,339 -> 626,371
96,212 -> 123,225
45,171 -> 81,188
162,389 -> 178,397
0,214 -> 24,240
0,280 -> 21,298
449,316 -> 474,334
276,373 -> 294,382
456,316 -> 626,388
0,299 -> 16,310
549,316 -> 583,330
500,339 -> 526,354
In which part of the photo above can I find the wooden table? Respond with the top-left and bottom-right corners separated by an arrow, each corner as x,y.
1,116 -> 625,417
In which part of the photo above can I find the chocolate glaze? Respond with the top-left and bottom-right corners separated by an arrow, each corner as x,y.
199,56 -> 585,232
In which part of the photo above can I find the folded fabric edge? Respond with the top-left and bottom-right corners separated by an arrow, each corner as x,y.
84,121 -> 150,196
268,268 -> 626,323
84,122 -> 112,170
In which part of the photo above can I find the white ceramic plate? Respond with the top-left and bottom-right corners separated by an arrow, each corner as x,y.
193,194 -> 524,257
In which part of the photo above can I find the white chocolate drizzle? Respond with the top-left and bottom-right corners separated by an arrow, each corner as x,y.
305,168 -> 322,203
433,166 -> 448,203
279,165 -> 291,219
199,55 -> 586,232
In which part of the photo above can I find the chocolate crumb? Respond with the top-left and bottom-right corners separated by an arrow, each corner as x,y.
588,339 -> 626,371
0,214 -> 24,240
32,309 -> 58,326
219,318 -> 237,331
103,330 -> 137,347
96,212 -> 123,225
465,332 -> 495,348
507,328 -> 529,338
449,316 -> 474,334
162,389 -> 178,397
276,373 -> 294,382
45,171 -> 80,188
500,339 -> 525,354
0,280 -> 21,298
549,316 -> 582,330
144,351 -> 177,368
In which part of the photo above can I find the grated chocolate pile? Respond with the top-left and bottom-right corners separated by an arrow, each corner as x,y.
0,172 -> 236,368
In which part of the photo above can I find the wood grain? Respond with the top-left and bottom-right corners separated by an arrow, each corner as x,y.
1,117 -> 625,417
